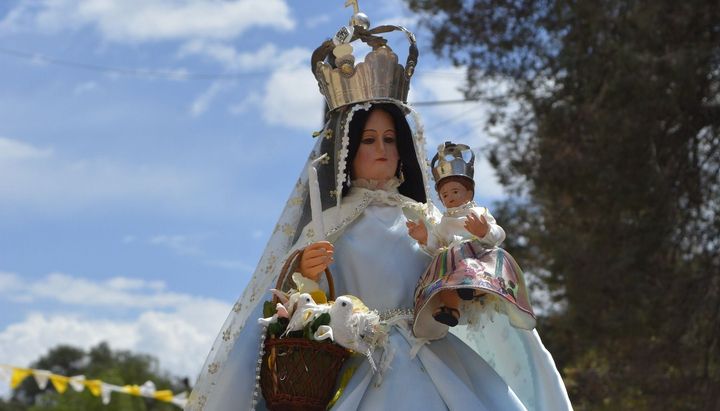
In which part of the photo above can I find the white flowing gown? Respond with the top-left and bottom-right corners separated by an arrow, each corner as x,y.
203,199 -> 572,410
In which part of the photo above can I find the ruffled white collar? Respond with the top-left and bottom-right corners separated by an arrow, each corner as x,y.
444,201 -> 478,217
351,177 -> 402,192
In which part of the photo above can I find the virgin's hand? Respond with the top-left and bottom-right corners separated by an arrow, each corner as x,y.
406,220 -> 428,245
465,212 -> 489,238
299,241 -> 334,281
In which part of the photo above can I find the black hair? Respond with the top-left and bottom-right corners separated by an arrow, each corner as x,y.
342,103 -> 426,203
437,175 -> 475,194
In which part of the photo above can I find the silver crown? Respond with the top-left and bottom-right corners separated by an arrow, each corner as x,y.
311,1 -> 418,111
431,141 -> 475,188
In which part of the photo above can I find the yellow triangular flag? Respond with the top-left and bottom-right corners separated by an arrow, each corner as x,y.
154,390 -> 174,402
10,368 -> 32,389
85,380 -> 103,397
49,374 -> 69,394
123,384 -> 141,396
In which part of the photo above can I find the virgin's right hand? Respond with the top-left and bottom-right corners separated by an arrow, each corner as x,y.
299,241 -> 334,281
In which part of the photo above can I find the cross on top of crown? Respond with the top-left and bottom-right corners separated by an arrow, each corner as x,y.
344,0 -> 360,14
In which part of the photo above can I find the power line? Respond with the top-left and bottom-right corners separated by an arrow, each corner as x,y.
412,98 -> 479,106
0,45 -> 468,80
0,46 -> 479,106
0,47 -> 260,80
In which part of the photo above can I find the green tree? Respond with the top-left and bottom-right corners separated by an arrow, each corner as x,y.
405,1 -> 720,409
0,343 -> 188,411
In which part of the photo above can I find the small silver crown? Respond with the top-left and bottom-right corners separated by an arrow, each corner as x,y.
311,2 -> 418,111
431,141 -> 475,188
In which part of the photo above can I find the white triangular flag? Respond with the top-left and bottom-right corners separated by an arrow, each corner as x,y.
139,380 -> 156,397
69,375 -> 85,392
32,370 -> 52,390
101,383 -> 113,405
171,391 -> 188,407
0,365 -> 12,382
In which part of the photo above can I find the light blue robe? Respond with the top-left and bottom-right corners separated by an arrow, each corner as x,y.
204,203 -> 571,410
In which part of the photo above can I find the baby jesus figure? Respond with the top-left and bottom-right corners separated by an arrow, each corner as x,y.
407,142 -> 505,327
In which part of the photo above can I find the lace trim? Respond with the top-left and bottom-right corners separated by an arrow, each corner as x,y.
351,177 -> 402,192
444,201 -> 479,217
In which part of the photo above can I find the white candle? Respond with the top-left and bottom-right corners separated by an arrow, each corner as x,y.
308,154 -> 328,241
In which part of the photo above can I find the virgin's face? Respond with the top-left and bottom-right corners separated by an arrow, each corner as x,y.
352,109 -> 399,182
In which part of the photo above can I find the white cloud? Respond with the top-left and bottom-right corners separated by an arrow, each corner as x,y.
0,272 -> 194,309
412,67 -> 506,200
204,259 -> 255,272
0,272 -> 22,292
0,0 -> 294,43
149,234 -> 205,257
0,137 -> 220,215
190,80 -> 229,117
0,272 -> 232,385
305,14 -> 330,29
178,41 -> 279,72
106,277 -> 166,292
0,137 -> 52,161
228,92 -> 262,115
73,81 -> 99,95
179,42 -> 322,125
261,55 -> 324,130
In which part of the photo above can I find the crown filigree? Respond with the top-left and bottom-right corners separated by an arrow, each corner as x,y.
311,5 -> 418,112
431,142 -> 475,188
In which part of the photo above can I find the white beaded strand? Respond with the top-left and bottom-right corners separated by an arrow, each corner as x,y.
250,327 -> 267,410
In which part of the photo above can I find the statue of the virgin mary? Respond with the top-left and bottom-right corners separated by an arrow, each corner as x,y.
187,3 -> 572,410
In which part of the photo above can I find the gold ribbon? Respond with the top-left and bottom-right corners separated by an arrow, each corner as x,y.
326,365 -> 357,409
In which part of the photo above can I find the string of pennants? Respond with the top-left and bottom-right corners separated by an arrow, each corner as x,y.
0,364 -> 188,408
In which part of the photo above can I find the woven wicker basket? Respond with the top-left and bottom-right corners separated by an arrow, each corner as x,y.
260,249 -> 350,411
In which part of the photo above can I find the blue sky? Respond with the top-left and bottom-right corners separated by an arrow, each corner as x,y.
0,0 -> 504,391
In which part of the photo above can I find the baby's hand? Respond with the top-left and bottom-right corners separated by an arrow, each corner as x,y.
465,212 -> 489,238
406,220 -> 428,245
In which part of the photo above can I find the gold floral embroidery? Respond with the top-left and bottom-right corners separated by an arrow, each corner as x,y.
222,328 -> 232,341
208,362 -> 219,374
264,254 -> 277,274
232,301 -> 242,312
288,197 -> 303,206
282,224 -> 295,237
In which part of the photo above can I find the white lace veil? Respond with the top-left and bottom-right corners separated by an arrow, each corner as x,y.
187,100 -> 432,409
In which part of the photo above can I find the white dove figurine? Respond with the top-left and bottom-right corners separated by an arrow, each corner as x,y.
328,295 -> 384,372
282,293 -> 323,336
328,296 -> 382,353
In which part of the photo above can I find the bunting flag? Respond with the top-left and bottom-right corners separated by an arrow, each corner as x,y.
0,364 -> 188,408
